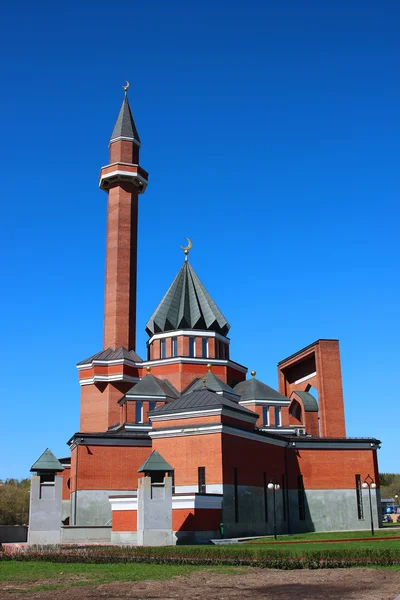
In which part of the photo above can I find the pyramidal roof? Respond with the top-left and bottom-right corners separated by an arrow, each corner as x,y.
110,96 -> 141,144
77,347 -> 142,366
149,388 -> 256,418
189,371 -> 239,398
125,373 -> 179,401
146,260 -> 230,337
138,450 -> 174,473
30,448 -> 64,472
234,377 -> 290,403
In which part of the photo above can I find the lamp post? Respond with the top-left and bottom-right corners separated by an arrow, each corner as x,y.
362,474 -> 377,536
267,475 -> 280,540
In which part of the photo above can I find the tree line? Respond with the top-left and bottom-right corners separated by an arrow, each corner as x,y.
0,479 -> 30,525
380,474 -> 400,500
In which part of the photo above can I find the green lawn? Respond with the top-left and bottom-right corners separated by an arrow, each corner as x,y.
0,562 -> 226,593
245,529 -> 400,543
244,539 -> 400,552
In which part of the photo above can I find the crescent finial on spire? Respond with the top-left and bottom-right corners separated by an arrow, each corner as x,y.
180,238 -> 193,261
122,80 -> 130,95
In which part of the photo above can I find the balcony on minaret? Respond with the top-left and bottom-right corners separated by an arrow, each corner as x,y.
100,93 -> 148,193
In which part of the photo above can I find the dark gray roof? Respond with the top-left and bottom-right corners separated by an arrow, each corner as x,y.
31,448 -> 64,473
77,346 -> 142,366
149,388 -> 256,418
146,261 -> 230,336
234,378 -> 289,403
110,96 -> 141,144
138,450 -> 174,473
293,391 -> 319,412
189,372 -> 238,398
125,374 -> 179,400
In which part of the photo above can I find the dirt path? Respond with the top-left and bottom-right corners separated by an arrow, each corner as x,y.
1,567 -> 400,600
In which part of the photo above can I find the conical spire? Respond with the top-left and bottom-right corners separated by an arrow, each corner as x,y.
110,96 -> 141,144
146,261 -> 230,337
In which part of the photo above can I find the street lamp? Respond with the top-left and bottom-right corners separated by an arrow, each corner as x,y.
362,474 -> 377,536
267,475 -> 280,540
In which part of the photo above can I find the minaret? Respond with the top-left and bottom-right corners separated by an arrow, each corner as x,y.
99,84 -> 148,351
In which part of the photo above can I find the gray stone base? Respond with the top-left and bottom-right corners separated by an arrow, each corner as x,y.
137,529 -> 173,546
61,526 -> 111,543
175,530 -> 219,545
287,488 -> 380,533
221,484 -> 381,537
28,530 -> 61,545
71,490 -> 137,526
111,531 -> 137,544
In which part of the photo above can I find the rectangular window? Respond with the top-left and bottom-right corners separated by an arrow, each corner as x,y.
198,466 -> 206,494
233,467 -> 239,523
298,475 -> 305,520
355,474 -> 364,520
160,339 -> 166,359
202,337 -> 208,358
189,337 -> 195,357
281,474 -> 286,521
149,401 -> 156,412
135,401 -> 143,423
263,406 -> 269,426
263,472 -> 268,522
275,406 -> 281,426
172,337 -> 178,357
215,339 -> 220,358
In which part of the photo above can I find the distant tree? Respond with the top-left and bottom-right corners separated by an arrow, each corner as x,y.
0,479 -> 30,525
379,473 -> 400,500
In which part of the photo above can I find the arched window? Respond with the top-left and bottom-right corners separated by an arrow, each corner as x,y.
290,400 -> 302,422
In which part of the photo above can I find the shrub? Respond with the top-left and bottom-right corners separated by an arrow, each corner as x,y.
1,544 -> 400,569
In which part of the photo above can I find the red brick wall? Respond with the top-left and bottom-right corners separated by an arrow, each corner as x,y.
222,434 -> 286,487
278,340 -> 346,438
80,383 -> 109,432
57,467 -> 71,501
109,140 -> 139,164
103,181 -> 139,351
71,445 -> 152,491
172,508 -> 221,531
112,510 -> 137,531
152,415 -> 220,429
287,448 -> 378,489
112,508 -> 221,532
153,433 -> 223,486
80,382 -> 132,432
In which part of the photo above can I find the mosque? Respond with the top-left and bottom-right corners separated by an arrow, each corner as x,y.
31,88 -> 381,544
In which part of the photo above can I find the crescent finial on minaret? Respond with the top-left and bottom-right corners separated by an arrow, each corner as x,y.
122,80 -> 130,94
180,238 -> 193,261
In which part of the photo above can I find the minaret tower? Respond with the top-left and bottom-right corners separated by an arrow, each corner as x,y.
99,83 -> 148,351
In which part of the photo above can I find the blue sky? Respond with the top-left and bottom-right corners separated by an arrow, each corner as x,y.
1,0 -> 399,478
